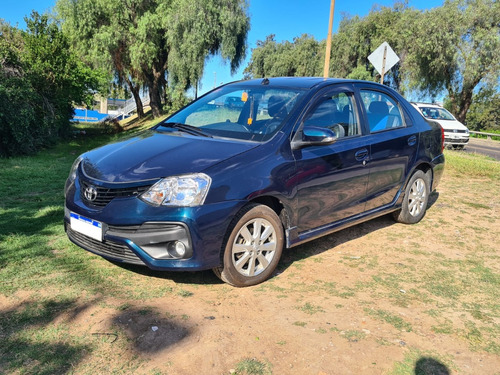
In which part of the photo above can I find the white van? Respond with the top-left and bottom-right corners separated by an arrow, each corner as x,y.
411,103 -> 469,149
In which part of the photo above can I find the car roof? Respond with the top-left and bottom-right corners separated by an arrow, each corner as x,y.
411,102 -> 443,108
227,77 -> 363,90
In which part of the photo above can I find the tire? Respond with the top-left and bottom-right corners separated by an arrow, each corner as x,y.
213,204 -> 284,287
393,170 -> 430,224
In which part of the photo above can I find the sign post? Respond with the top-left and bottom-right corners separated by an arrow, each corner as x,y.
368,42 -> 399,85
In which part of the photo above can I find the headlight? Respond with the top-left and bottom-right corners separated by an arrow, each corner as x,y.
68,156 -> 82,182
65,156 -> 82,197
140,173 -> 211,207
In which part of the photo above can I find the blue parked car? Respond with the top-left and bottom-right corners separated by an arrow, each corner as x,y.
65,78 -> 445,287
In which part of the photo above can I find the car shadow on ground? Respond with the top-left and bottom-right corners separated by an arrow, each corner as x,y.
277,190 -> 440,276
113,261 -> 222,285
112,191 -> 440,285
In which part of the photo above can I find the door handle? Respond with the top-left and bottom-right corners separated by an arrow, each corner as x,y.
355,148 -> 369,161
408,135 -> 417,146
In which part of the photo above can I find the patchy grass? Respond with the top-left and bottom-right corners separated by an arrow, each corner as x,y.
364,308 -> 413,332
389,349 -> 455,375
296,302 -> 325,315
342,330 -> 367,342
233,358 -> 272,375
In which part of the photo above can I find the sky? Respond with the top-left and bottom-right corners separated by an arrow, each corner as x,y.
1,0 -> 445,96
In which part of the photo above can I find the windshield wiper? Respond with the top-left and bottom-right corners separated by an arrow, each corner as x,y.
158,122 -> 213,138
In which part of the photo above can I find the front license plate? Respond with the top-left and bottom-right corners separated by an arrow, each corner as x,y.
70,212 -> 103,242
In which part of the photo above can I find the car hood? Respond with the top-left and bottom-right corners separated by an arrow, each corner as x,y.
80,130 -> 258,183
433,119 -> 468,132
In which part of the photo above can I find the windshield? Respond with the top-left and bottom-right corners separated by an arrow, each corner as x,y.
159,85 -> 306,142
419,107 -> 455,121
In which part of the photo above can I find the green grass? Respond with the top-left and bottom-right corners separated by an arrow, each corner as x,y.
342,330 -> 366,342
233,358 -> 272,375
470,128 -> 500,141
444,149 -> 500,179
296,302 -> 325,315
364,308 -> 413,332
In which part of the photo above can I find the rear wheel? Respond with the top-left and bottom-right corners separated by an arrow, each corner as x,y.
213,204 -> 284,287
393,170 -> 430,224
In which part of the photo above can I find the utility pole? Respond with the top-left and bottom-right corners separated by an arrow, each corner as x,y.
323,0 -> 336,78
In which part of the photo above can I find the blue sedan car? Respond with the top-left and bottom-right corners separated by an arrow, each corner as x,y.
65,78 -> 445,286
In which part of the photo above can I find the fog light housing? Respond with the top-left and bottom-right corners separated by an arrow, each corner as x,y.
167,241 -> 187,258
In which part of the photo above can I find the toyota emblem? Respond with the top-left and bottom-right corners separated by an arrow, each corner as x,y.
84,186 -> 98,202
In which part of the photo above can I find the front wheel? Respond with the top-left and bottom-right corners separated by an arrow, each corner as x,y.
393,170 -> 430,224
213,204 -> 284,287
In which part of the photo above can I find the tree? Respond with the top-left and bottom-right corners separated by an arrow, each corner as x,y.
57,0 -> 250,118
245,3 -> 421,92
463,87 -> 500,131
244,34 -> 322,79
405,0 -> 500,123
244,0 -> 499,124
328,2 -> 421,91
0,13 -> 101,157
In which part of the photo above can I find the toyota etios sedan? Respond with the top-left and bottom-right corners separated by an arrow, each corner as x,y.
65,78 -> 445,287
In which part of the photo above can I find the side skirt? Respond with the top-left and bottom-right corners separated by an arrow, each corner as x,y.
286,199 -> 402,249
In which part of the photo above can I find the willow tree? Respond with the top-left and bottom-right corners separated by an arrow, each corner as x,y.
405,0 -> 500,123
57,0 -> 250,118
244,3 -> 420,91
327,2 -> 421,91
244,34 -> 322,78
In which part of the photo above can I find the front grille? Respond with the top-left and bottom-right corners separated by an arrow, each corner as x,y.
67,226 -> 145,265
80,179 -> 152,207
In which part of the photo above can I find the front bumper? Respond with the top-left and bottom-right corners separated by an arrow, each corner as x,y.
65,178 -> 245,271
65,218 -> 193,266
444,135 -> 469,146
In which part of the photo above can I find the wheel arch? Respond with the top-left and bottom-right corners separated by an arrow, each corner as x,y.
407,162 -> 433,190
249,195 -> 290,230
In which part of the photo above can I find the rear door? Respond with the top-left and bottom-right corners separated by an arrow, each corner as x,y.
292,84 -> 371,232
356,86 -> 419,211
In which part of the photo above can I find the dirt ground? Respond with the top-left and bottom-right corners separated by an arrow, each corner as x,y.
3,171 -> 500,375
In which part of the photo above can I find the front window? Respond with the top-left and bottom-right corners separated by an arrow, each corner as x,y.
303,91 -> 359,138
160,85 -> 306,142
419,107 -> 455,121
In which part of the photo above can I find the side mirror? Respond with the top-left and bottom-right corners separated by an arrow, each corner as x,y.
291,126 -> 337,150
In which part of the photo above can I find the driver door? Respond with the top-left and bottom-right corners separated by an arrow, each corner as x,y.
292,85 -> 370,233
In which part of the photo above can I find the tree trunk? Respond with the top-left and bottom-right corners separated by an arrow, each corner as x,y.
124,77 -> 144,119
130,84 -> 144,119
149,82 -> 162,118
144,67 -> 165,118
456,92 -> 472,124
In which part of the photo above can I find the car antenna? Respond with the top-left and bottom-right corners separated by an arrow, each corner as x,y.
261,78 -> 270,85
